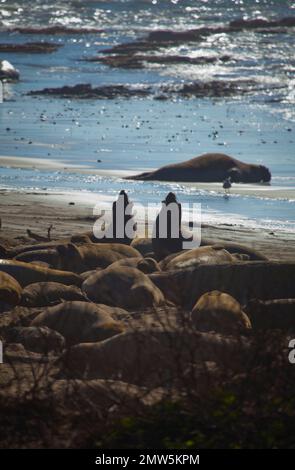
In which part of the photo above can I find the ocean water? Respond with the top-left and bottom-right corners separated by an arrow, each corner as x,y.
0,0 -> 295,232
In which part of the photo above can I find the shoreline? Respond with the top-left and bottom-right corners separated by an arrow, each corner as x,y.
1,155 -> 295,201
0,188 -> 294,262
0,155 -> 138,178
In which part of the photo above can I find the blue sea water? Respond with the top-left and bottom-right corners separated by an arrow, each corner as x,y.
0,0 -> 295,231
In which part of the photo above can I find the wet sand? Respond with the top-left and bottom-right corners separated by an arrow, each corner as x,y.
0,156 -> 137,178
1,155 -> 294,201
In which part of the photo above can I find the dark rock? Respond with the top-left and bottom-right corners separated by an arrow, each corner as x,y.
87,53 -> 232,69
28,83 -> 151,99
230,16 -> 295,29
164,79 -> 258,98
27,79 -> 263,100
100,17 -> 295,56
8,26 -> 104,34
0,42 -> 62,53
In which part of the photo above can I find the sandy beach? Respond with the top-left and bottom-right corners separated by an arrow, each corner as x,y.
1,0 -> 295,451
1,187 -> 294,261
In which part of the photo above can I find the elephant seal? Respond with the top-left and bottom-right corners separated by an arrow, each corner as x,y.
15,249 -> 59,266
246,298 -> 295,330
31,301 -> 125,345
191,290 -> 252,334
64,329 -> 249,384
82,266 -> 165,309
151,261 -> 295,308
0,232 -> 94,259
0,259 -> 82,287
108,257 -> 160,274
128,153 -> 271,183
0,271 -> 22,305
56,242 -> 142,272
131,238 -> 154,256
70,234 -> 93,244
13,242 -> 142,273
161,246 -> 235,271
200,240 -> 268,261
21,282 -> 85,307
6,326 -> 65,353
52,379 -> 161,411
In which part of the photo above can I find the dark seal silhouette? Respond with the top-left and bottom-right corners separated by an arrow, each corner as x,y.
152,192 -> 183,259
111,190 -> 136,243
127,153 -> 271,183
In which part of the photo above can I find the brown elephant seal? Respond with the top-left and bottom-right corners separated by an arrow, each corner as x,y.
31,301 -> 125,345
161,246 -> 235,271
6,326 -> 65,353
52,379 -> 161,412
152,225 -> 194,260
0,239 -> 71,258
201,240 -> 268,261
70,234 -> 93,244
130,237 -> 153,256
0,271 -> 22,305
80,269 -> 102,281
56,242 -> 142,273
64,329 -> 249,383
0,259 -> 82,287
108,257 -> 160,274
0,232 -> 133,260
149,271 -> 181,305
21,282 -> 85,307
150,261 -> 295,308
14,249 -> 59,266
246,298 -> 295,330
152,235 -> 183,261
0,232 -> 94,259
82,266 -> 165,309
191,290 -> 252,334
128,153 -> 271,183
